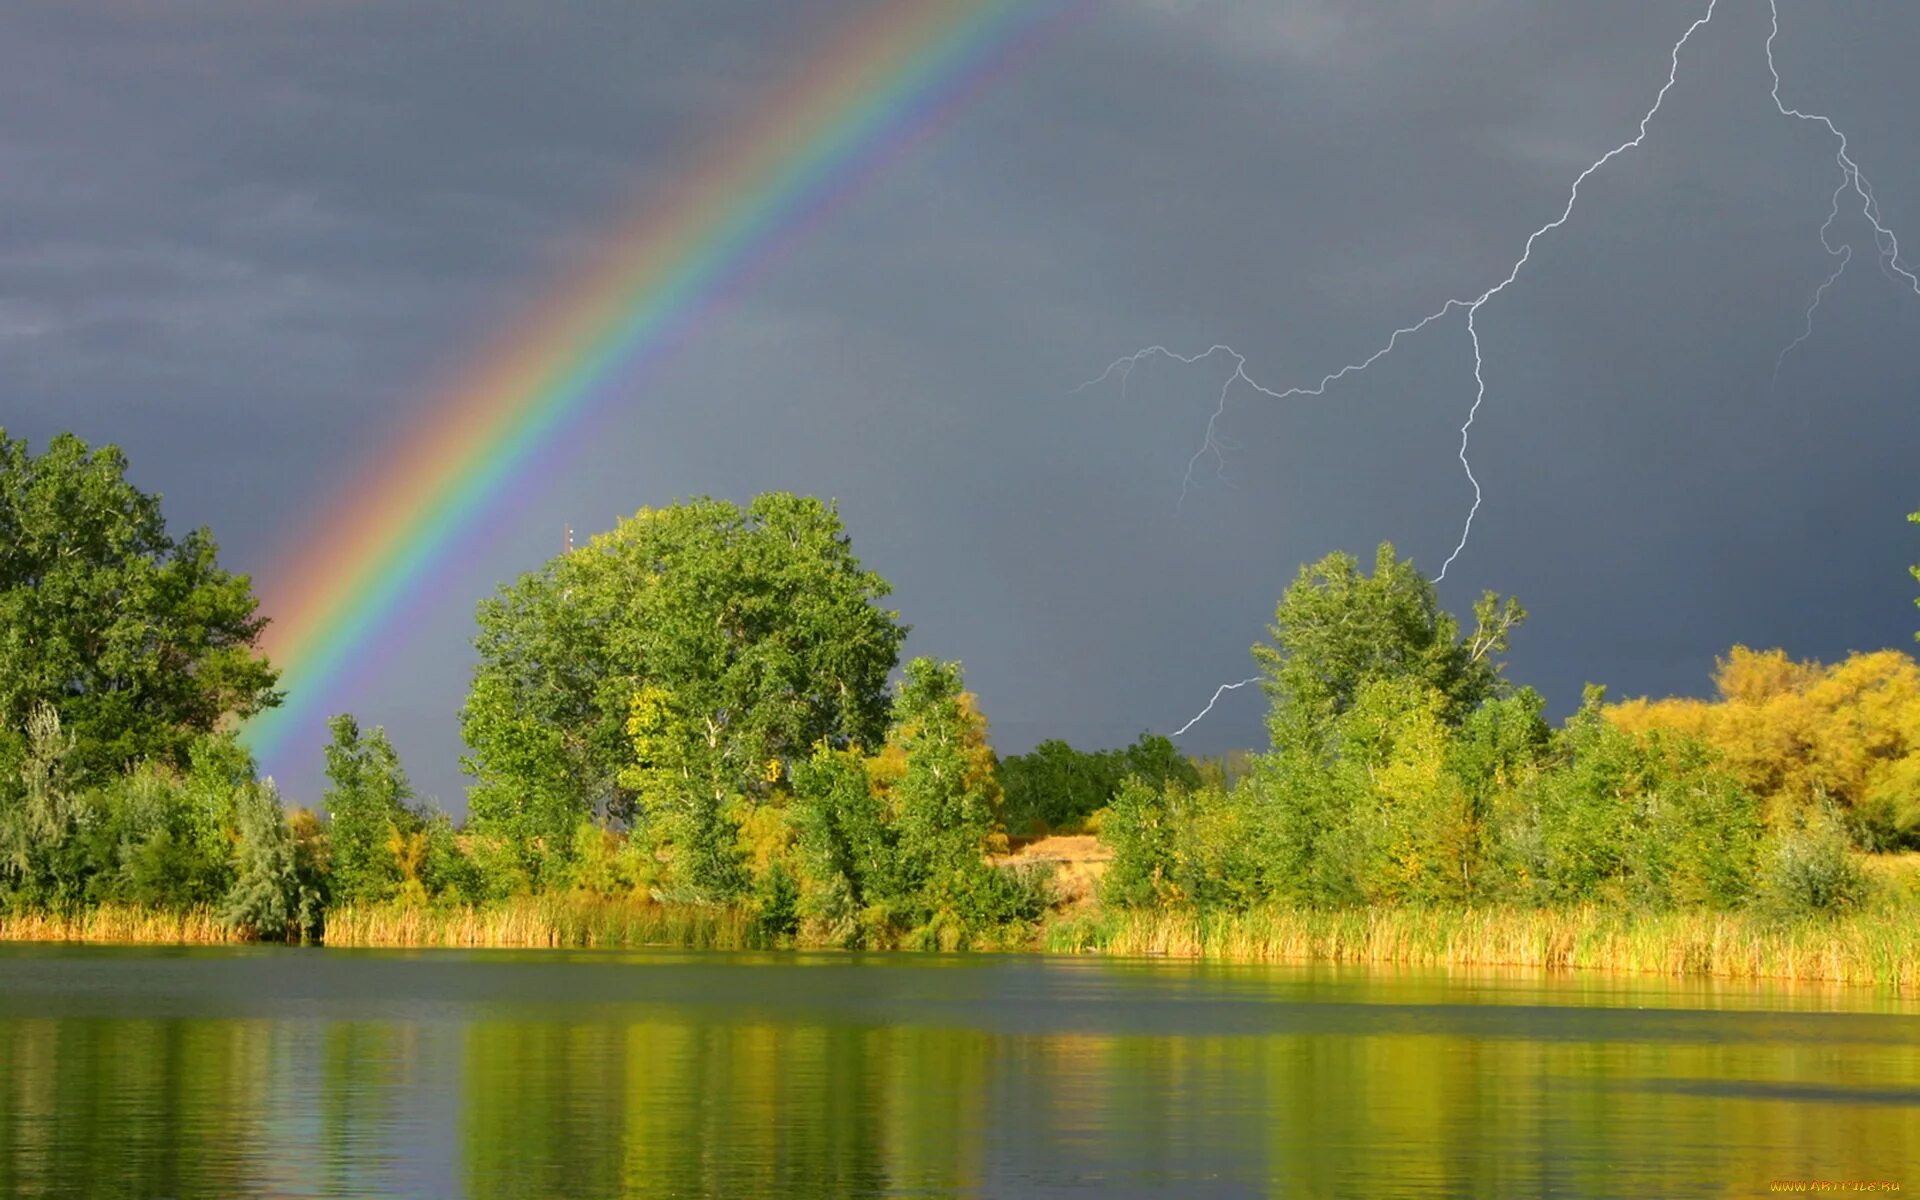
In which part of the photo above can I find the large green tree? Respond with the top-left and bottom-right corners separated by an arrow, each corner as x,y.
465,494 -> 905,886
1252,541 -> 1525,746
0,431 -> 279,783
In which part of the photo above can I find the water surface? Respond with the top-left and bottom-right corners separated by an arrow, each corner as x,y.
0,945 -> 1914,1197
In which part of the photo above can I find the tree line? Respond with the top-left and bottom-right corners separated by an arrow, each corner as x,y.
1,429 -> 1916,945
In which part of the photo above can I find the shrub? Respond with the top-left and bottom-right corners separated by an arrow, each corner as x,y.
1758,804 -> 1867,916
1099,775 -> 1173,907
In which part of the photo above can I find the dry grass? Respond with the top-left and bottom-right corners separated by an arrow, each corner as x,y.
324,895 -> 764,950
1043,904 -> 1920,990
0,905 -> 245,945
995,834 -> 1111,909
4,886 -> 1914,995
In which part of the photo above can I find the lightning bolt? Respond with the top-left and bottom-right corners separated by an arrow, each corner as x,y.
1774,179 -> 1851,383
1086,3 -> 1720,573
1127,0 -> 1919,739
1169,677 -> 1261,738
1765,0 -> 1920,378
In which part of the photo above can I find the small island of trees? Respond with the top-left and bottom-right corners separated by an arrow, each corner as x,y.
2,428 -> 1918,984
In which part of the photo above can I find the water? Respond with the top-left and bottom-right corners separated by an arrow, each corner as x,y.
0,946 -> 1914,1198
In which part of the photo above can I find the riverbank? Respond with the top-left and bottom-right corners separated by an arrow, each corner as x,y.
1044,904 -> 1920,990
6,895 -> 1917,990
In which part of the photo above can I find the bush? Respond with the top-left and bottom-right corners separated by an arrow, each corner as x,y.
1758,805 -> 1867,916
420,810 -> 486,904
1099,776 -> 1173,907
1620,740 -> 1762,910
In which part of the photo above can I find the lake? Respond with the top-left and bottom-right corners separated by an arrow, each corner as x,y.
0,946 -> 1914,1197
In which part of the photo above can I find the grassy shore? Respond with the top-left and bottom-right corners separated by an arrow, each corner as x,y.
1044,904 -> 1920,990
0,904 -> 244,945
6,896 -> 1917,991
324,895 -> 764,950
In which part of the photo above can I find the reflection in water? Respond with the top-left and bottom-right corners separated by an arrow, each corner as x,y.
0,947 -> 1916,1198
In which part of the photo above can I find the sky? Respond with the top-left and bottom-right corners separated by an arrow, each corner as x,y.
4,1 -> 1918,807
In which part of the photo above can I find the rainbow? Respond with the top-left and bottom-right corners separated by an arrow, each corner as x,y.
244,0 -> 1073,771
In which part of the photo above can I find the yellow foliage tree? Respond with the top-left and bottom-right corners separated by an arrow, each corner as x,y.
1608,645 -> 1920,845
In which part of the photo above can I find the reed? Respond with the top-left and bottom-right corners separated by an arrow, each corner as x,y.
5,895 -> 1915,992
323,894 -> 766,950
0,905 -> 243,945
1042,903 -> 1920,990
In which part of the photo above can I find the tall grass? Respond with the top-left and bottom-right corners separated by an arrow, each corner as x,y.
5,895 -> 1916,992
324,895 -> 766,950
1043,903 -> 1920,990
0,904 -> 243,945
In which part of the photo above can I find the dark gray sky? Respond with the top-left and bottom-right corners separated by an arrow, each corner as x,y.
6,1 -> 1918,807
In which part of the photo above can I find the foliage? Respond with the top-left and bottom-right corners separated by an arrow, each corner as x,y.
222,778 -> 324,939
321,715 -> 419,906
0,704 -> 329,936
787,660 -> 1037,946
467,494 -> 905,888
1517,699 -> 1763,909
999,733 -> 1199,837
1609,646 -> 1920,847
1100,775 -> 1175,908
790,744 -> 896,944
8,444 -> 1917,958
0,430 -> 279,786
1757,803 -> 1867,917
1097,548 -> 1782,920
881,662 -> 995,929
1252,542 -> 1524,749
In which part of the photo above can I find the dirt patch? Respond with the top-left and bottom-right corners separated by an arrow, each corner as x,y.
994,835 -> 1113,909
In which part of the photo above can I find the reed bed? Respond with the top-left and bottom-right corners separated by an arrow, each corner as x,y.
0,904 -> 243,945
1043,904 -> 1920,990
324,895 -> 766,950
5,895 -> 1916,992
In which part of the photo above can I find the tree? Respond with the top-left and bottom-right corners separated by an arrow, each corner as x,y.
321,714 -> 416,905
1608,646 -> 1920,846
999,734 -> 1201,837
998,739 -> 1115,836
789,743 -> 892,943
1513,688 -> 1761,907
1252,542 -> 1524,748
469,494 -> 906,889
222,778 -> 324,940
1099,775 -> 1175,907
0,431 -> 280,784
0,703 -> 78,904
883,659 -> 1010,938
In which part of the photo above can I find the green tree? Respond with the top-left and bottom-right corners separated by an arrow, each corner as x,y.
886,659 -> 1011,940
1507,687 -> 1761,908
222,778 -> 323,939
1252,542 -> 1524,747
0,703 -> 80,906
468,494 -> 905,890
998,739 -> 1116,836
789,743 -> 894,943
321,714 -> 416,905
999,734 -> 1200,836
0,431 -> 279,784
1099,775 -> 1175,907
